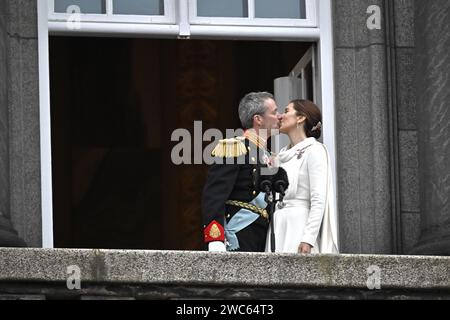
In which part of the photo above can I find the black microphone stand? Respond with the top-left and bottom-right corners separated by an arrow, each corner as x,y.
268,190 -> 276,253
259,178 -> 276,253
268,188 -> 287,252
257,167 -> 288,253
269,170 -> 288,253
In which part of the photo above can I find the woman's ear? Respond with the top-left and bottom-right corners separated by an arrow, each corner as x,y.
297,115 -> 306,125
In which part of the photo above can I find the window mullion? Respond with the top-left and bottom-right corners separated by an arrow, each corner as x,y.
305,0 -> 317,23
178,0 -> 191,37
48,0 -> 55,14
106,0 -> 113,16
248,0 -> 255,19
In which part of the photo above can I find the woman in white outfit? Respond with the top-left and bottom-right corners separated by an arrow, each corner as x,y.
266,99 -> 339,254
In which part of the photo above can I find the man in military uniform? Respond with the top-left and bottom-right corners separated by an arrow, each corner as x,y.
202,92 -> 281,252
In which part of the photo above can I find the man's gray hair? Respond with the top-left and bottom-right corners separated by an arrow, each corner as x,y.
238,92 -> 274,129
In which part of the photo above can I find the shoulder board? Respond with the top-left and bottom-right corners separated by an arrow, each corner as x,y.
211,137 -> 247,158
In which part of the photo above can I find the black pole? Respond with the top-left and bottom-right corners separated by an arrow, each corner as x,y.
269,190 -> 276,252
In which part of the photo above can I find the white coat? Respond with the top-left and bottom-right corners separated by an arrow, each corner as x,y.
265,137 -> 339,253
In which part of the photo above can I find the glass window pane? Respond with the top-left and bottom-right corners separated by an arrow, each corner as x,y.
113,0 -> 164,15
255,0 -> 306,19
54,0 -> 106,14
197,0 -> 248,17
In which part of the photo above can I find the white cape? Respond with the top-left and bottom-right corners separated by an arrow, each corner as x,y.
272,138 -> 339,254
318,142 -> 339,253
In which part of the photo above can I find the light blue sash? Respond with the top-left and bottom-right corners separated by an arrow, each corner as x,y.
225,192 -> 267,251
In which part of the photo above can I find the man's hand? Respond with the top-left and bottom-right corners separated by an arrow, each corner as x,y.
298,242 -> 312,254
208,241 -> 227,252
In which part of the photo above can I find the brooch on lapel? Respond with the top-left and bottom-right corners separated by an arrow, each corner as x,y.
296,145 -> 313,159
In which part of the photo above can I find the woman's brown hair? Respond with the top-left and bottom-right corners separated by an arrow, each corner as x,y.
291,99 -> 322,139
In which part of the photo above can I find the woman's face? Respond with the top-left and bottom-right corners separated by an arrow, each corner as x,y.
279,103 -> 303,134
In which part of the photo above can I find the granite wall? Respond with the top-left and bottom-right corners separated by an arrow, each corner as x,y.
394,0 -> 419,254
0,0 -> 9,221
412,0 -> 450,255
0,0 -> 41,246
333,0 -> 419,254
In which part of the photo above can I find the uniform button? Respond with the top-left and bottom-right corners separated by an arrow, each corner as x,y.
251,157 -> 256,162
252,191 -> 256,195
248,146 -> 251,151
226,214 -> 231,218
253,168 -> 257,172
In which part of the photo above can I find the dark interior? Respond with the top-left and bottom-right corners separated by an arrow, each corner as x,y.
49,37 -> 312,250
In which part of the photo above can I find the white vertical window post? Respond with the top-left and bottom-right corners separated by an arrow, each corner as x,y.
248,0 -> 255,19
106,0 -> 113,16
305,0 -> 317,24
178,0 -> 190,37
318,0 -> 339,229
38,0 -> 54,248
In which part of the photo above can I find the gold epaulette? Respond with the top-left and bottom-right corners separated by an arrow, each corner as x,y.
211,137 -> 247,158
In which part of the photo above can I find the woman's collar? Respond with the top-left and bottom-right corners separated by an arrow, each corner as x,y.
290,137 -> 316,151
278,137 -> 316,162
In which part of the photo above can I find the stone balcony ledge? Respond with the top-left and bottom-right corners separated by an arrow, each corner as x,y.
0,248 -> 449,299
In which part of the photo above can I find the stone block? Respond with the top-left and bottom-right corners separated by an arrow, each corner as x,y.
20,38 -> 41,246
0,1 -> 6,30
401,212 -> 420,253
0,33 -> 5,60
80,296 -> 136,300
400,167 -> 420,213
0,125 -> 8,217
0,294 -> 45,300
334,48 -> 361,253
7,36 -> 24,236
396,48 -> 416,130
394,0 -> 415,47
0,10 -> 5,33
335,46 -> 392,253
334,0 -> 385,48
0,248 -> 449,294
398,130 -> 418,169
0,40 -> 7,218
7,37 -> 41,246
7,0 -> 37,38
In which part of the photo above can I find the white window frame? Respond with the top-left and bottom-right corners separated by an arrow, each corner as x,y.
48,0 -> 176,25
317,0 -> 338,236
38,0 -> 336,248
38,0 -> 54,248
188,0 -> 317,27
